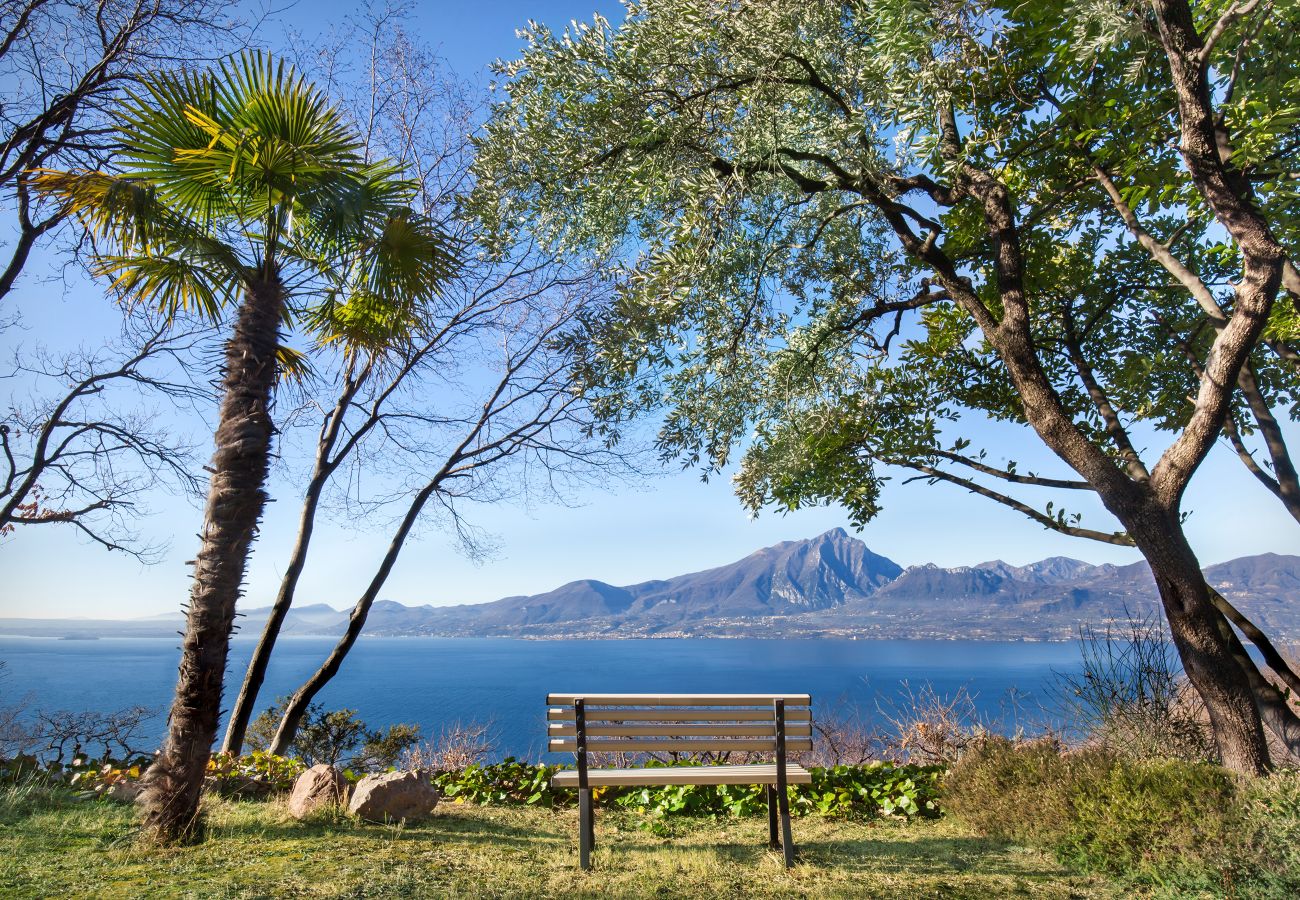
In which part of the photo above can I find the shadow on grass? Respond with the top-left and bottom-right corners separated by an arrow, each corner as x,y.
580,832 -> 1068,881
207,807 -> 571,851
797,835 -> 1071,878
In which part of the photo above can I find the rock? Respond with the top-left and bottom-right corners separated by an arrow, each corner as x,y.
105,780 -> 142,803
288,764 -> 349,819
347,771 -> 439,823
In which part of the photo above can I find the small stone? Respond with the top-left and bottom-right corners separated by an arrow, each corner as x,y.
347,771 -> 439,823
288,764 -> 348,819
105,780 -> 142,803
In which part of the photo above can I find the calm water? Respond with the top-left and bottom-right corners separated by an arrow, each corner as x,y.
0,637 -> 1086,758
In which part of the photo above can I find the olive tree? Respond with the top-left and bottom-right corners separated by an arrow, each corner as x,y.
471,0 -> 1299,772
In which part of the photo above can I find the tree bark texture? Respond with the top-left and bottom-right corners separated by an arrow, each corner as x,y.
1124,504 -> 1271,774
220,368 -> 365,755
138,276 -> 283,844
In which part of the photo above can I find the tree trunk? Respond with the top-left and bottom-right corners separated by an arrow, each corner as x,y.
220,366 -> 366,755
1218,616 -> 1300,761
219,469 -> 326,756
138,276 -> 284,845
1126,506 -> 1271,774
269,481 -> 438,756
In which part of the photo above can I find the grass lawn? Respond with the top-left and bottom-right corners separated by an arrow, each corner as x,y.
0,793 -> 1119,899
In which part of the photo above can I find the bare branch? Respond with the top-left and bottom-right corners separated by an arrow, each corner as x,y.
897,461 -> 1135,546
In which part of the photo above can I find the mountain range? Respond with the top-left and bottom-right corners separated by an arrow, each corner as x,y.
3,528 -> 1297,641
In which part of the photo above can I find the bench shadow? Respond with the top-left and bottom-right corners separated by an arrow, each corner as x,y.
598,834 -> 1068,880
210,811 -> 1069,882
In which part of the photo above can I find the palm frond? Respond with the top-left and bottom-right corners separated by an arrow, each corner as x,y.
29,169 -> 246,320
32,49 -> 462,348
95,254 -> 234,322
309,210 -> 460,350
275,344 -> 314,383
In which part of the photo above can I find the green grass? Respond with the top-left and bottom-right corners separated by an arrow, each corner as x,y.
0,792 -> 1119,899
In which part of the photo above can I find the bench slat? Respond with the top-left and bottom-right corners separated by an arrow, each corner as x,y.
549,738 -> 814,752
548,723 -> 813,738
547,707 -> 811,722
546,693 -> 810,706
552,763 -> 813,787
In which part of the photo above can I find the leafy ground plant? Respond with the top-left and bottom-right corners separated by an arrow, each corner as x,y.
434,759 -> 941,825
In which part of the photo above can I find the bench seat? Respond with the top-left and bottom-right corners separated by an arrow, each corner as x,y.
547,692 -> 812,868
552,762 -> 812,788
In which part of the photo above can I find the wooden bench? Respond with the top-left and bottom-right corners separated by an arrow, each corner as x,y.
546,693 -> 813,869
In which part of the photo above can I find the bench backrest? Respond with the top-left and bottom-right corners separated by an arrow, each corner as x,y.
546,693 -> 813,755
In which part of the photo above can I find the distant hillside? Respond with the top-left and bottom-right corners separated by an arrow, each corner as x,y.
1,530 -> 1296,641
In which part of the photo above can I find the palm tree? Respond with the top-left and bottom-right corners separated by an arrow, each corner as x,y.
32,52 -> 457,844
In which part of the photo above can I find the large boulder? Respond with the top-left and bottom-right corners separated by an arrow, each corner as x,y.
288,764 -> 349,819
347,771 -> 439,823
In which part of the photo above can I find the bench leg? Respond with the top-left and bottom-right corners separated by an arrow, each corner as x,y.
586,789 -> 596,850
776,784 -> 795,868
766,785 -> 780,850
579,788 -> 594,870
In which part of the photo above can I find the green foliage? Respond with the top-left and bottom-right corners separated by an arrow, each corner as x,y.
434,759 -> 568,808
297,709 -> 375,769
357,723 -> 422,772
206,751 -> 305,794
471,0 -> 1300,543
433,758 -> 941,825
65,758 -> 150,798
246,698 -> 419,772
1234,770 -> 1300,898
1057,756 -> 1239,878
32,49 -> 458,355
942,738 -> 1080,847
945,737 -> 1300,892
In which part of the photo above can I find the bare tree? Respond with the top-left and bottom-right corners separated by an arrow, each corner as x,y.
265,289 -> 619,755
0,312 -> 211,559
221,8 -> 629,755
0,0 -> 252,301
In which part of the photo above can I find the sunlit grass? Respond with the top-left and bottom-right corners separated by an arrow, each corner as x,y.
0,792 -> 1119,898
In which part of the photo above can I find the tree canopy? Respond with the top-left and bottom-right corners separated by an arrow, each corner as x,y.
472,0 -> 1300,772
472,0 -> 1299,542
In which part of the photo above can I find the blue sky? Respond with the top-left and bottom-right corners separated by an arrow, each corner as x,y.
1,1 -> 1296,619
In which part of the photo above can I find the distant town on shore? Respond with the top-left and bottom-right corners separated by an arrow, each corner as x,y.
7,529 -> 1298,643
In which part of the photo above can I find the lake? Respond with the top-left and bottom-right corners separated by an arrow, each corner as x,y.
0,636 -> 1086,759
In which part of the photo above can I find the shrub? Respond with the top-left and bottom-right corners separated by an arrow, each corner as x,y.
66,757 -> 151,798
434,758 -> 566,808
246,699 -> 419,771
401,721 -> 497,773
943,736 -> 1294,887
1053,613 -> 1212,762
1230,769 -> 1300,898
943,736 -> 1078,845
1058,756 -> 1239,877
433,758 -> 941,823
206,751 -> 305,794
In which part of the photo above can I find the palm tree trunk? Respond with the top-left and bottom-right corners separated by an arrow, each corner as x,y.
269,480 -> 438,756
139,276 -> 284,845
220,365 -> 366,755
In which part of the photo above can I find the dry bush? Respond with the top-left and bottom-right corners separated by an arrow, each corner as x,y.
875,682 -> 998,764
1055,613 -> 1215,762
400,721 -> 496,773
808,704 -> 886,766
